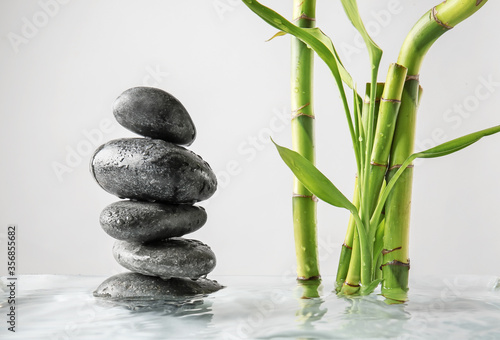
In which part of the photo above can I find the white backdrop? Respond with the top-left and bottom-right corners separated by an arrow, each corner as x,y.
0,0 -> 499,280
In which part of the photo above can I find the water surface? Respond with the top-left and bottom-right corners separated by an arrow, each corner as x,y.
1,275 -> 499,339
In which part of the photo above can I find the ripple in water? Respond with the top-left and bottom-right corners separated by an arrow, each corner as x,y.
1,275 -> 499,339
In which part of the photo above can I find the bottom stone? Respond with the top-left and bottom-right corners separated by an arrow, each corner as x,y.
93,272 -> 223,300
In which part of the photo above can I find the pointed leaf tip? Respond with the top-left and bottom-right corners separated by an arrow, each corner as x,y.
417,124 -> 500,159
360,279 -> 382,295
272,140 -> 355,211
266,31 -> 287,42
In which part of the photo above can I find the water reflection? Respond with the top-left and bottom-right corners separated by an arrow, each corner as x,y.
3,275 -> 499,339
340,293 -> 411,338
294,278 -> 328,339
95,295 -> 214,323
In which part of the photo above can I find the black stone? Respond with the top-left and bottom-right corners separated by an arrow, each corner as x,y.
90,138 -> 217,204
113,87 -> 196,146
113,238 -> 216,280
100,201 -> 207,242
93,272 -> 223,300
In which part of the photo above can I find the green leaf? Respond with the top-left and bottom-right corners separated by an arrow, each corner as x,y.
242,0 -> 361,170
266,30 -> 287,42
415,124 -> 500,159
303,28 -> 354,89
241,0 -> 354,90
272,139 -> 355,212
339,0 -> 382,162
339,0 -> 382,65
360,279 -> 382,295
370,124 -> 500,229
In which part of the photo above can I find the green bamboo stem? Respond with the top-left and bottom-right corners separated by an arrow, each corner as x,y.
372,179 -> 386,279
335,178 -> 359,292
340,205 -> 371,294
397,0 -> 487,76
382,0 -> 488,302
339,206 -> 374,294
374,218 -> 385,280
351,210 -> 371,288
340,227 -> 361,295
381,80 -> 421,302
337,84 -> 381,294
359,83 -> 384,179
296,277 -> 322,299
364,64 -> 407,220
291,0 -> 320,280
361,83 -> 384,139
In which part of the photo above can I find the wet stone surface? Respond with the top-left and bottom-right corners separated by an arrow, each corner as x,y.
92,86 -> 221,300
113,87 -> 196,146
113,238 -> 216,280
90,138 -> 217,204
100,200 -> 207,242
93,272 -> 223,300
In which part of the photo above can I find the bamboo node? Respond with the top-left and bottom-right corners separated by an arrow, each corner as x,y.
363,98 -> 381,104
293,13 -> 316,22
380,260 -> 410,269
406,74 -> 420,81
382,246 -> 402,255
344,281 -> 360,288
342,242 -> 353,250
476,0 -> 484,5
370,161 -> 388,168
292,194 -> 318,202
291,103 -> 310,113
291,112 -> 315,120
297,275 -> 321,281
381,97 -> 401,103
388,164 -> 414,171
432,7 -> 454,29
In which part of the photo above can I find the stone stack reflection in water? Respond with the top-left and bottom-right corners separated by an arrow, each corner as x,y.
90,87 -> 222,300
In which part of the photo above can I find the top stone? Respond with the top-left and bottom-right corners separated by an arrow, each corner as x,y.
113,87 -> 196,146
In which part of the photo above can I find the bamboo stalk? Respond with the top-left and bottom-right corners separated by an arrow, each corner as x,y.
382,0 -> 488,302
340,227 -> 361,295
374,218 -> 385,280
364,64 -> 407,218
291,0 -> 319,280
381,79 -> 420,303
361,83 -> 384,140
337,84 -> 382,294
335,178 -> 358,293
340,206 -> 372,294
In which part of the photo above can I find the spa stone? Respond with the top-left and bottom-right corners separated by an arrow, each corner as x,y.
100,201 -> 207,242
93,272 -> 223,300
113,87 -> 196,145
91,138 -> 217,204
113,238 -> 216,280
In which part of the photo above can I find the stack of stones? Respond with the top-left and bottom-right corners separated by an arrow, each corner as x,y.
91,87 -> 223,300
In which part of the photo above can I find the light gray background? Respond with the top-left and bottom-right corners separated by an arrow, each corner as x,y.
0,0 -> 499,280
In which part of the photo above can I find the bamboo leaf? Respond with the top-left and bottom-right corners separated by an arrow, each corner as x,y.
303,28 -> 354,89
272,139 -> 355,212
415,124 -> 500,159
339,0 -> 382,64
370,124 -> 500,229
339,0 -> 382,165
241,0 -> 354,90
266,30 -> 287,42
243,0 -> 361,170
360,279 -> 382,295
